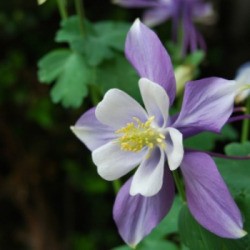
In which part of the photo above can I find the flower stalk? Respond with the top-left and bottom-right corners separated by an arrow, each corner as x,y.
74,0 -> 86,36
56,0 -> 68,20
241,97 -> 250,142
89,85 -> 101,106
173,170 -> 186,202
112,180 -> 122,194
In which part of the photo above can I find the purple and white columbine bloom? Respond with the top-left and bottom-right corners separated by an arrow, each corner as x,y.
114,0 -> 213,53
234,62 -> 250,103
71,19 -> 246,247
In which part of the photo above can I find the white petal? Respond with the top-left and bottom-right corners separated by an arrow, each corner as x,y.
165,127 -> 184,171
235,62 -> 250,84
235,89 -> 250,103
96,88 -> 147,129
92,141 -> 146,181
139,78 -> 170,128
130,148 -> 165,196
38,0 -> 47,5
235,62 -> 250,102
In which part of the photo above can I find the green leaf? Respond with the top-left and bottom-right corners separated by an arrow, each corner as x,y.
216,142 -> 250,196
56,16 -> 130,66
38,49 -> 72,83
55,16 -> 92,43
113,240 -> 178,250
74,36 -> 115,66
96,55 -> 140,101
184,50 -> 205,66
184,125 -> 238,151
38,49 -> 93,108
211,142 -> 250,249
225,142 -> 250,157
165,40 -> 205,67
112,246 -> 131,250
179,205 -> 213,250
93,21 -> 130,51
221,124 -> 239,140
141,239 -> 178,250
145,196 -> 182,240
50,52 -> 92,107
181,244 -> 189,250
184,132 -> 217,151
179,205 -> 246,250
234,194 -> 250,249
180,142 -> 250,249
74,21 -> 130,66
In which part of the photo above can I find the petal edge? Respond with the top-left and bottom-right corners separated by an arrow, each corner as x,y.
181,151 -> 246,238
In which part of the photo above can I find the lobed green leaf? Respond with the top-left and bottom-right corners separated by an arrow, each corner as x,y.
38,49 -> 93,108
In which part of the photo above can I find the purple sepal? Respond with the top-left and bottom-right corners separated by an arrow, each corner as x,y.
181,151 -> 246,238
173,77 -> 236,137
72,107 -> 114,151
113,168 -> 175,247
125,19 -> 176,104
182,12 -> 206,54
142,7 -> 172,27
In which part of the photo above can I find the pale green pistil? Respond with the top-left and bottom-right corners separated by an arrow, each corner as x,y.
115,116 -> 165,152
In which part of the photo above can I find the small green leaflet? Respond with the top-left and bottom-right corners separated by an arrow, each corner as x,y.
56,16 -> 130,66
38,16 -> 133,108
38,49 -> 93,108
95,55 -> 140,101
184,124 -> 238,151
216,142 -> 250,196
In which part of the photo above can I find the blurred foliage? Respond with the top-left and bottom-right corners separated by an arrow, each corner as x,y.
38,16 -> 136,108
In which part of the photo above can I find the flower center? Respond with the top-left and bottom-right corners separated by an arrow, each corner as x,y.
115,116 -> 165,152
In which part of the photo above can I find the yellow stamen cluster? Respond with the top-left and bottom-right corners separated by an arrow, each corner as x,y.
115,116 -> 165,152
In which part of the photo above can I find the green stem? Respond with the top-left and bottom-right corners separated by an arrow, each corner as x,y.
89,85 -> 100,106
56,0 -> 68,20
112,180 -> 121,194
241,97 -> 250,143
173,170 -> 186,202
176,19 -> 184,61
74,0 -> 85,36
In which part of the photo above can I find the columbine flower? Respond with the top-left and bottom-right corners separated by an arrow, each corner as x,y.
113,0 -> 214,53
37,0 -> 47,5
71,19 -> 246,247
234,62 -> 250,103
